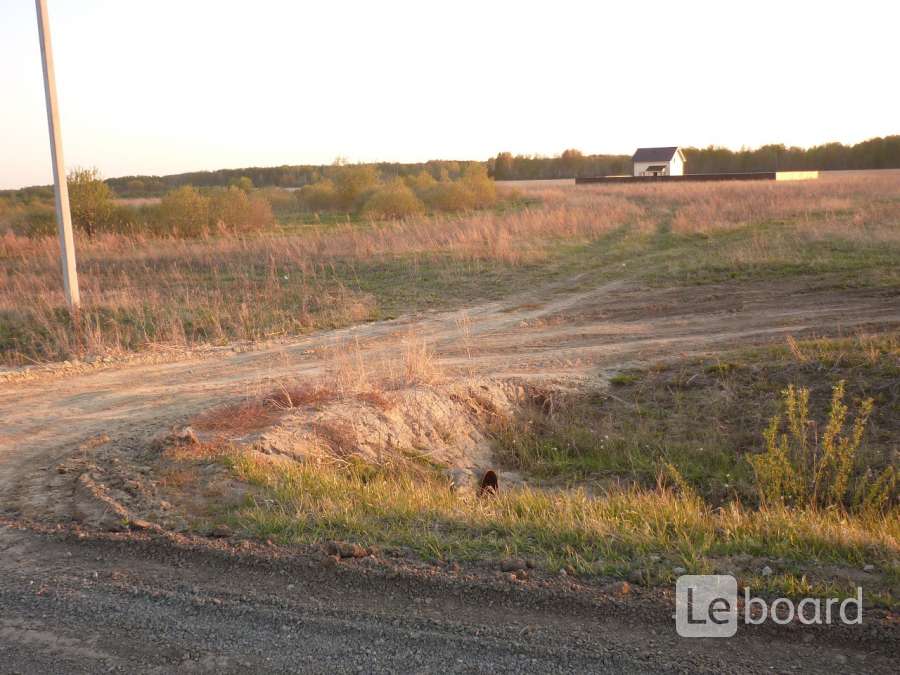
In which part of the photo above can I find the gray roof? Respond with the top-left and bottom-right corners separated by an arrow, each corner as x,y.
632,147 -> 679,162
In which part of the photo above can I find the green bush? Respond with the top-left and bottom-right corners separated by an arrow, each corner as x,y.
361,180 -> 425,219
332,165 -> 380,212
460,164 -> 497,208
405,171 -> 437,196
423,181 -> 476,212
158,186 -> 210,236
68,167 -> 113,236
749,381 -> 895,513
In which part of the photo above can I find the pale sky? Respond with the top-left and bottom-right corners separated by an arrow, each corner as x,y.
2,0 -> 898,189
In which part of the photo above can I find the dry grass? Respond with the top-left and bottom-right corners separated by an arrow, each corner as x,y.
3,173 -> 898,366
227,452 -> 899,603
191,330 -> 443,438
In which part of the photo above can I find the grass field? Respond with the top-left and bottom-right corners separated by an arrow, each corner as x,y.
2,172 -> 899,366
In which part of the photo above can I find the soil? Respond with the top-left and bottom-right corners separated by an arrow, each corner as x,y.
1,278 -> 899,672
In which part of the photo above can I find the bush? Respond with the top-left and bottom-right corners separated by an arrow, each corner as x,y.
332,165 -> 380,212
297,180 -> 339,212
1,201 -> 56,237
208,187 -> 274,233
361,180 -> 425,219
423,181 -> 476,212
405,171 -> 437,196
158,186 -> 210,236
749,381 -> 894,513
290,164 -> 499,217
460,164 -> 497,208
68,167 -> 113,236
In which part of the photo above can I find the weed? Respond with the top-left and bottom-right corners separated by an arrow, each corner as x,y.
749,381 -> 894,513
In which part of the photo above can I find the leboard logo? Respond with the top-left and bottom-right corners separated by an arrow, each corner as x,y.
675,574 -> 863,638
675,575 -> 738,637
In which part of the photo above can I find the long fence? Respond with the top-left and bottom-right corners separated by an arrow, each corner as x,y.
575,171 -> 818,185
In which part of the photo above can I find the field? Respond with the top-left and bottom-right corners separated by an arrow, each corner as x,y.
1,172 -> 899,668
2,171 -> 899,366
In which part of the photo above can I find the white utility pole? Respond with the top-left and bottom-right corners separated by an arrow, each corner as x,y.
35,0 -> 80,309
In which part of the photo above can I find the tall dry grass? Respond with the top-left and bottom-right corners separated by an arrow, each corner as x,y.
0,196 -> 640,365
3,173 -> 898,366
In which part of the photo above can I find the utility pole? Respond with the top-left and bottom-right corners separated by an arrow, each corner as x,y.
35,0 -> 80,309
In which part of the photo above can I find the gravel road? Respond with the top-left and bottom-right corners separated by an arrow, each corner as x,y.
1,523 -> 897,674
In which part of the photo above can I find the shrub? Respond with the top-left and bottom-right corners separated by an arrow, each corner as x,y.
405,171 -> 437,196
2,201 -> 56,237
297,180 -> 339,212
361,180 -> 425,219
748,381 -> 894,513
67,167 -> 113,236
332,165 -> 380,212
460,164 -> 497,208
158,186 -> 210,236
229,176 -> 254,191
208,187 -> 274,232
423,181 -> 476,212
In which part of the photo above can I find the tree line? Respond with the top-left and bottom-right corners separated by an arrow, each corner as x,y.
105,160 -> 485,198
488,135 -> 900,179
4,135 -> 897,211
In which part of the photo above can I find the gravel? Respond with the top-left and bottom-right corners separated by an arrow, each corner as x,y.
0,524 -> 895,674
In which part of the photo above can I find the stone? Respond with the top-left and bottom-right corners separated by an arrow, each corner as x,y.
500,558 -> 527,573
208,525 -> 232,538
863,564 -> 875,572
608,581 -> 631,596
326,541 -> 368,559
175,427 -> 199,446
672,566 -> 687,575
761,565 -> 773,577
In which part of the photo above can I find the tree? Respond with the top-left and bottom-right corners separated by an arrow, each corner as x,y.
559,149 -> 584,177
67,167 -> 112,236
229,176 -> 254,191
460,164 -> 496,208
492,152 -> 515,180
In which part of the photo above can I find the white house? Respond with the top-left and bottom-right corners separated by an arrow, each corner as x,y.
632,147 -> 686,177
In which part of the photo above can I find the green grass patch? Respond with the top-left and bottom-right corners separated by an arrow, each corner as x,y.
223,453 -> 899,604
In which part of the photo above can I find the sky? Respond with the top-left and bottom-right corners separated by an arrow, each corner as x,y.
2,0 -> 898,189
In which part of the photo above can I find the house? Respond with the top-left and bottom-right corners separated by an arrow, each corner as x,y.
632,147 -> 685,177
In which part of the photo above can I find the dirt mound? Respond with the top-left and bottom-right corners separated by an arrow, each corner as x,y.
41,377 -> 566,532
250,378 -> 550,487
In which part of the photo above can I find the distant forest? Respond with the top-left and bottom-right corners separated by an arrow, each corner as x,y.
104,160 -> 483,198
489,135 -> 900,180
4,136 -> 898,200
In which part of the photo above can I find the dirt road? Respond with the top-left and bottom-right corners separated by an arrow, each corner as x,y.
1,279 -> 899,672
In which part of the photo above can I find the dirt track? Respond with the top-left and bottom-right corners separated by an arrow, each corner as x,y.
1,279 -> 899,672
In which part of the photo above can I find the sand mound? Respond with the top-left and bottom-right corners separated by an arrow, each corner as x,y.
251,378 -> 539,486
